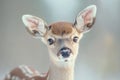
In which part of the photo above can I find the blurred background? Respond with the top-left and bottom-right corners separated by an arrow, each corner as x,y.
0,0 -> 120,80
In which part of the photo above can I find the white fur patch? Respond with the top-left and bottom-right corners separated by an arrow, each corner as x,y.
19,65 -> 33,77
19,65 -> 41,78
39,73 -> 47,77
6,73 -> 11,79
11,76 -> 20,80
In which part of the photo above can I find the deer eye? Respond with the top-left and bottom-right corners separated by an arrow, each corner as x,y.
48,38 -> 55,45
73,36 -> 79,42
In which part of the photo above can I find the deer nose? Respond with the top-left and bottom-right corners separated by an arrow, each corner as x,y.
60,47 -> 71,58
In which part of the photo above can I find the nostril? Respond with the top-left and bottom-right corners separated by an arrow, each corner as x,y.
60,47 -> 69,51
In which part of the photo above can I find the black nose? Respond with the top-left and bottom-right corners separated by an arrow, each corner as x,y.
60,47 -> 71,58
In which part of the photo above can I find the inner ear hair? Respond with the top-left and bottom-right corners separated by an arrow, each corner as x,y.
26,27 -> 40,37
85,17 -> 96,29
73,15 -> 96,33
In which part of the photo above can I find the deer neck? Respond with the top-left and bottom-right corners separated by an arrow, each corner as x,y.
47,60 -> 75,80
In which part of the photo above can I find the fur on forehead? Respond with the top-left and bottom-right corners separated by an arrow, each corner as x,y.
49,22 -> 73,36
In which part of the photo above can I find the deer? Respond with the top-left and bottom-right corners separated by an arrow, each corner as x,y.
4,5 -> 97,80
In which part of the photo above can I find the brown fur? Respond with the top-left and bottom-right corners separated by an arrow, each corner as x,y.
4,66 -> 48,80
50,22 -> 73,36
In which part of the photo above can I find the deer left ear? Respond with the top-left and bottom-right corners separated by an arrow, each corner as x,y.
74,5 -> 97,33
22,15 -> 48,38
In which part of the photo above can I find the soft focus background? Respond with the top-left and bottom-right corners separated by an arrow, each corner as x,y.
0,0 -> 120,80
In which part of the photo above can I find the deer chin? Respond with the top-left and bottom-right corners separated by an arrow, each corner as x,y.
56,57 -> 75,68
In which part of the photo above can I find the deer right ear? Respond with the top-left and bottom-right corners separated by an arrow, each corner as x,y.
74,5 -> 97,33
22,15 -> 47,38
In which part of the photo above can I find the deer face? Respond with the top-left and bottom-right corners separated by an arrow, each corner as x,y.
22,5 -> 97,66
45,22 -> 83,64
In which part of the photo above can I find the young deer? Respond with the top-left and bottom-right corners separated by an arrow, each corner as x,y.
4,5 -> 97,80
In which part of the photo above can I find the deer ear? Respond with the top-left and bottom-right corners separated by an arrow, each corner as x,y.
22,15 -> 47,38
74,5 -> 97,33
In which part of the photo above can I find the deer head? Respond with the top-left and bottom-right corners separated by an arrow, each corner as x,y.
22,5 -> 97,68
